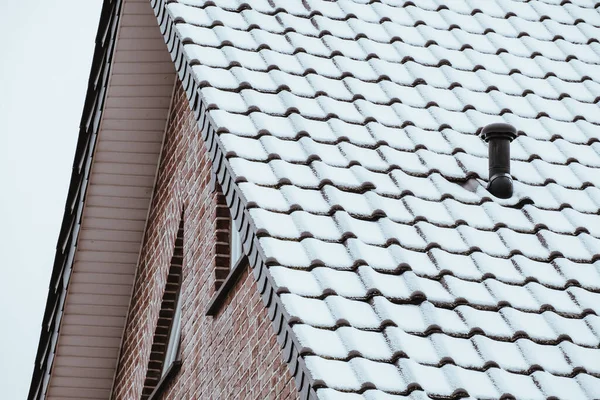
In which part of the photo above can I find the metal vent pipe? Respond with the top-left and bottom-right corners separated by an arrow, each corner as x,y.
481,123 -> 517,199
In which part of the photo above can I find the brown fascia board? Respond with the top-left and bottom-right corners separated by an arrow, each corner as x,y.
27,1 -> 122,399
151,0 -> 318,398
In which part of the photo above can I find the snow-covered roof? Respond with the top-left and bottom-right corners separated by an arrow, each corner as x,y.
158,0 -> 600,398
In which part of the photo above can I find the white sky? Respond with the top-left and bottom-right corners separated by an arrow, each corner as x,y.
0,1 -> 102,398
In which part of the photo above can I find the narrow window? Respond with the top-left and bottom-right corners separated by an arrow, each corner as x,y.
162,287 -> 182,375
206,183 -> 247,315
142,214 -> 184,400
214,184 -> 243,290
229,217 -> 242,269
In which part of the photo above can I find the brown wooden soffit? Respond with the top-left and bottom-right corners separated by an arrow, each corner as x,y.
27,0 -> 122,398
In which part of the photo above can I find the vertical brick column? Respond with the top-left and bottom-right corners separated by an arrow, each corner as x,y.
214,185 -> 231,290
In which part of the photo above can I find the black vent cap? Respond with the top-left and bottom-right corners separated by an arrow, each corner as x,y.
481,122 -> 517,142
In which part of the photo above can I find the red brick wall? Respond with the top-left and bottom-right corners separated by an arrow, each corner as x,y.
111,81 -> 299,400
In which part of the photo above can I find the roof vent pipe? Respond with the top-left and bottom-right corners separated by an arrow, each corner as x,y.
481,123 -> 517,199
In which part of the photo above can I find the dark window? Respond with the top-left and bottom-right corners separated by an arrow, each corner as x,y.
206,183 -> 247,316
142,214 -> 184,400
214,185 -> 242,290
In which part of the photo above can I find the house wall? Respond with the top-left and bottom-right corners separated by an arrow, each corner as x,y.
111,81 -> 299,399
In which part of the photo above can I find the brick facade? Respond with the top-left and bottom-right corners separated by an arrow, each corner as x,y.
111,81 -> 299,400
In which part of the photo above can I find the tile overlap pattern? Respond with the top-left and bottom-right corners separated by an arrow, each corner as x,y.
166,0 -> 600,398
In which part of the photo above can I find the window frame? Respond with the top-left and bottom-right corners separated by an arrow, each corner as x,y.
206,179 -> 248,316
146,360 -> 182,400
205,255 -> 248,316
229,216 -> 243,269
141,213 -> 185,400
162,288 -> 182,376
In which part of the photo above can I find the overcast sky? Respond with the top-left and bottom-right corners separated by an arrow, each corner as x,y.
0,1 -> 102,398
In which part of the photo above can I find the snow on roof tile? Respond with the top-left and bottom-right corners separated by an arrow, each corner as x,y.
164,0 -> 600,397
